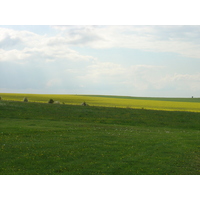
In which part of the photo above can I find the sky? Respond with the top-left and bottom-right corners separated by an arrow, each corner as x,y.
1,25 -> 200,97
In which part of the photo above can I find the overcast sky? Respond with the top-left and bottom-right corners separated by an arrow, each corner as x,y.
1,25 -> 200,97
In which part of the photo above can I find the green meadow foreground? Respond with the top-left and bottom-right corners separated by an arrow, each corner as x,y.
0,94 -> 200,174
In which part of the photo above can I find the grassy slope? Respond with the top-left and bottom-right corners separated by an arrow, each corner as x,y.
0,100 -> 200,175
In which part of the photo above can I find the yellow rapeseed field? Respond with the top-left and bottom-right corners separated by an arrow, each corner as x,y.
0,93 -> 200,112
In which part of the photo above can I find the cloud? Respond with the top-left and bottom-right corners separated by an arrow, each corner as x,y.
0,27 -> 40,47
51,25 -> 200,58
77,62 -> 125,86
22,46 -> 95,62
0,49 -> 30,62
0,33 -> 23,49
170,73 -> 200,82
0,27 -> 96,63
51,25 -> 106,48
161,73 -> 200,92
78,63 -> 200,96
72,62 -> 165,95
3,25 -> 200,63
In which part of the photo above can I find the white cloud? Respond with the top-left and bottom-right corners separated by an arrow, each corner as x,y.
73,62 -> 165,95
0,27 -> 96,63
161,73 -> 200,92
0,47 -> 72,62
0,27 -> 41,48
51,25 -> 200,58
0,49 -> 30,62
2,26 -> 200,63
170,73 -> 200,82
77,63 -> 200,96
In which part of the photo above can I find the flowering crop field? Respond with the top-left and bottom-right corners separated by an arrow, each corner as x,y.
0,93 -> 200,112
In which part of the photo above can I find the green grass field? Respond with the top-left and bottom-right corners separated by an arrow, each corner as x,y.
0,94 -> 200,174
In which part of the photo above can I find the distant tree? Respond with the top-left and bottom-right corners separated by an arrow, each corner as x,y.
48,99 -> 54,104
23,97 -> 28,102
0,96 -> 2,100
81,102 -> 89,106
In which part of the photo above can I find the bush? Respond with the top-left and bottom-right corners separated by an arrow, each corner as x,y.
23,97 -> 28,102
48,99 -> 54,104
81,102 -> 89,106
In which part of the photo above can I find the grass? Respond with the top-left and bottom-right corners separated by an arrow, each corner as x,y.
0,98 -> 200,175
